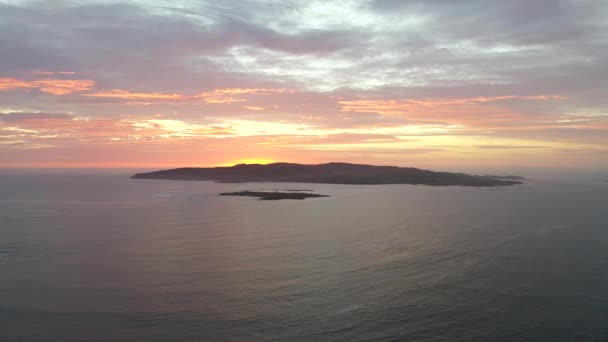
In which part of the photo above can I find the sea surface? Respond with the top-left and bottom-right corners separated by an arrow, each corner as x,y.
1,171 -> 607,341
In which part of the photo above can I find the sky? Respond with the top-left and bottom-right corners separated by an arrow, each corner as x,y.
0,0 -> 607,170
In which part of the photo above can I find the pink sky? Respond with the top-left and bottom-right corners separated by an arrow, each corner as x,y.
1,1 -> 606,171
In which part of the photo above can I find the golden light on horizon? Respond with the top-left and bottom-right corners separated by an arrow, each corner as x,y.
0,0 -> 606,172
224,158 -> 276,166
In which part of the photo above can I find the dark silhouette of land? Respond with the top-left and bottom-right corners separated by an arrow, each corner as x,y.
220,191 -> 329,200
132,162 -> 523,186
480,175 -> 526,181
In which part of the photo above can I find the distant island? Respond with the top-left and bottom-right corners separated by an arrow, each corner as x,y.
479,175 -> 526,181
220,191 -> 329,200
131,162 -> 523,186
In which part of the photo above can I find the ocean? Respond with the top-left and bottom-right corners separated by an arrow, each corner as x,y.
1,171 -> 607,341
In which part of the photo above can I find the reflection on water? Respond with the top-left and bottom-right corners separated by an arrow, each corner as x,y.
0,172 -> 607,341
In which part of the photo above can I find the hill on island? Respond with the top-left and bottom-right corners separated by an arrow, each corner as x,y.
131,162 -> 523,187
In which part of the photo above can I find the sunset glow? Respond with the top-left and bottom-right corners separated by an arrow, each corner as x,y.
0,0 -> 606,171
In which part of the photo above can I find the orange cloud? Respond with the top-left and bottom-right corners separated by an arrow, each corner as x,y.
0,77 -> 288,103
212,88 -> 286,95
340,94 -> 566,115
0,78 -> 33,91
83,89 -> 188,100
84,88 -> 288,104
0,114 -> 235,148
243,105 -> 264,111
34,79 -> 96,95
2,110 -> 605,169
339,94 -> 568,127
195,88 -> 289,104
0,77 -> 95,94
196,88 -> 284,104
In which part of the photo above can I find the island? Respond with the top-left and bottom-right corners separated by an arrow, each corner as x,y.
131,162 -> 524,186
479,175 -> 527,181
220,191 -> 329,200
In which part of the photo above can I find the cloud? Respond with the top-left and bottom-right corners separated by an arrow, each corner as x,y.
0,0 -> 606,169
30,71 -> 76,76
0,78 -> 95,95
254,133 -> 405,147
338,94 -> 567,126
474,145 -> 548,150
82,88 -> 289,104
0,112 -> 74,122
340,94 -> 566,112
369,0 -> 602,44
83,90 -> 189,101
